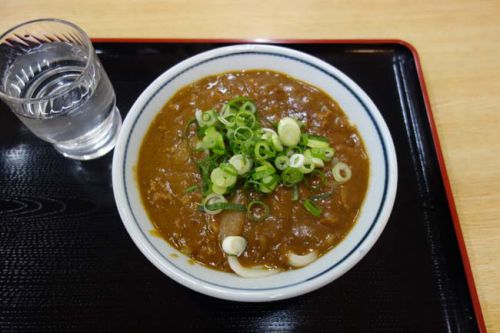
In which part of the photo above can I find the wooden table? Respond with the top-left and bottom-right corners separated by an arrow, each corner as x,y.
3,0 -> 499,331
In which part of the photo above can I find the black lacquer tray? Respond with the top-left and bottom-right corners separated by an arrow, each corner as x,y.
0,40 -> 485,332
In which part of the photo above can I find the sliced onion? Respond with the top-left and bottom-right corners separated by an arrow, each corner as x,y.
287,250 -> 318,268
227,256 -> 280,278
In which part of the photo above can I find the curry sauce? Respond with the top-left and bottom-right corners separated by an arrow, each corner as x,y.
137,70 -> 369,272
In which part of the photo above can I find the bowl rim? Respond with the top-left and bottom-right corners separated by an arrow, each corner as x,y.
112,44 -> 398,302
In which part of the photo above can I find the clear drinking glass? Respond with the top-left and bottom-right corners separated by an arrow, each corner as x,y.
0,18 -> 121,160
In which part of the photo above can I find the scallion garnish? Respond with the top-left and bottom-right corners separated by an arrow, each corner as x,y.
309,191 -> 334,201
205,202 -> 247,212
303,199 -> 322,217
292,185 -> 299,201
332,162 -> 352,183
281,167 -> 304,187
202,193 -> 227,215
184,185 -> 198,193
233,126 -> 254,144
274,155 -> 289,170
185,96 -> 346,218
247,200 -> 270,222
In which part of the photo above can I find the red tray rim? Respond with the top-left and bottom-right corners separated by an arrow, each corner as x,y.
91,38 -> 487,332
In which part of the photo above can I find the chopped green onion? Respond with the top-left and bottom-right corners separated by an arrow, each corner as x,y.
262,174 -> 279,186
332,162 -> 352,183
210,165 -> 237,187
227,96 -> 251,111
195,126 -> 206,139
260,128 -> 275,140
188,96 -> 339,209
299,157 -> 315,174
205,202 -> 247,212
235,111 -> 257,128
229,154 -> 253,175
307,140 -> 329,149
261,128 -> 284,152
311,147 -> 335,161
258,174 -> 280,193
323,147 -> 335,159
289,153 -> 305,169
239,101 -> 257,113
202,111 -> 217,125
271,133 -> 284,151
254,141 -> 275,160
305,135 -> 330,148
274,155 -> 289,170
303,198 -> 322,217
184,185 -> 198,193
309,134 -> 329,141
281,167 -> 304,186
202,127 -> 225,155
286,146 -> 303,157
292,185 -> 299,201
304,149 -> 325,167
251,163 -> 279,192
196,155 -> 218,196
277,117 -> 301,147
220,163 -> 238,176
220,104 -> 235,117
218,116 -> 235,127
300,133 -> 309,146
233,126 -> 253,144
247,200 -> 270,222
309,191 -> 333,201
218,112 -> 237,127
203,193 -> 227,215
211,183 -> 227,195
252,163 -> 276,180
312,157 -> 324,168
195,109 -> 218,127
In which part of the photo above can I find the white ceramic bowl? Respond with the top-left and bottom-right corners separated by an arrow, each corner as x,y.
112,44 -> 398,302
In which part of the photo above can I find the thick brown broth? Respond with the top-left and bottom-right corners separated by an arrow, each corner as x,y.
137,70 -> 369,272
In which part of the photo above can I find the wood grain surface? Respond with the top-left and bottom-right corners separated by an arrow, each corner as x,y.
2,0 -> 499,331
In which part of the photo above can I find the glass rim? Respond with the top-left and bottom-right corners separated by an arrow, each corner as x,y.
0,18 -> 94,104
